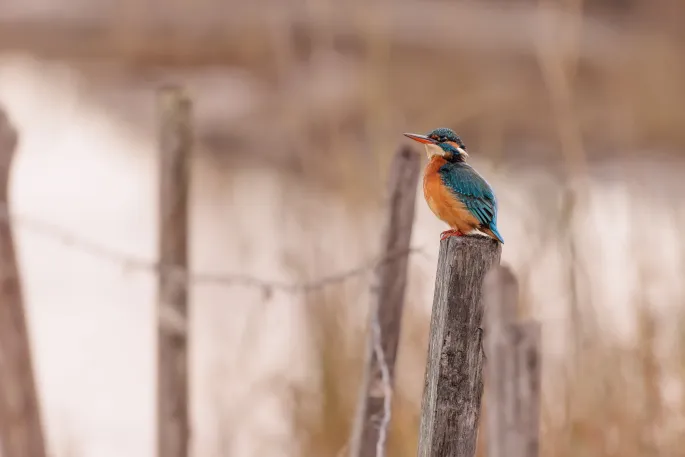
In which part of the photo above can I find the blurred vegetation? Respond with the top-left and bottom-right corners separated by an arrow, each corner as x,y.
2,0 -> 685,456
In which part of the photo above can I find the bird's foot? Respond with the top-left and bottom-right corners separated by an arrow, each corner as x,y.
440,229 -> 463,241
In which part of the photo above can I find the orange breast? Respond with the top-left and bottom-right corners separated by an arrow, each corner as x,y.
423,157 -> 480,233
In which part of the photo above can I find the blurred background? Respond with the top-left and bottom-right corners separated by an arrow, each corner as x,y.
0,0 -> 684,456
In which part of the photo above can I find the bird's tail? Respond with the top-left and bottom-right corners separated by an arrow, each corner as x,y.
484,225 -> 504,244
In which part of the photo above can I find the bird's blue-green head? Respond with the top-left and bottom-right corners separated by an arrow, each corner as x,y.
403,128 -> 468,162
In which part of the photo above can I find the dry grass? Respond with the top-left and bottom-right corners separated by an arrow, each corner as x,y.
280,184 -> 685,457
269,2 -> 685,454
4,0 -> 685,456
5,1 -> 685,168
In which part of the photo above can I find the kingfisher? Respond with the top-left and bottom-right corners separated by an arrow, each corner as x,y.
404,128 -> 504,243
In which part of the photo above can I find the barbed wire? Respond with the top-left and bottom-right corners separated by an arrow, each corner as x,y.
0,202 -> 424,294
4,200 -> 410,456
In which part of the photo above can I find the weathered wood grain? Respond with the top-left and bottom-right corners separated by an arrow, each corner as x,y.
417,236 -> 501,457
156,86 -> 192,457
0,107 -> 48,457
483,265 -> 541,457
350,146 -> 421,457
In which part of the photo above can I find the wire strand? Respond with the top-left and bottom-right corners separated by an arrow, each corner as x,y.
0,202 -> 423,293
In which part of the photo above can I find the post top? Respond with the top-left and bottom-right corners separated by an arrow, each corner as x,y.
439,234 -> 501,249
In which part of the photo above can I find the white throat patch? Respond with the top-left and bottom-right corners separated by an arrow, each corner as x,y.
424,143 -> 445,159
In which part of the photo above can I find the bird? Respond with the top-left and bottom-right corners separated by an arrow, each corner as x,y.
403,128 -> 504,243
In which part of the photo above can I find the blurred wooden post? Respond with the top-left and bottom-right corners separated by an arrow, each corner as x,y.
0,108 -> 48,457
156,86 -> 192,457
483,266 -> 541,457
417,237 -> 501,457
350,146 -> 421,457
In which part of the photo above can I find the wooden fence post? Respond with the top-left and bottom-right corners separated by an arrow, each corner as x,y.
156,86 -> 192,457
417,236 -> 501,457
350,146 -> 421,457
483,266 -> 541,457
0,107 -> 48,457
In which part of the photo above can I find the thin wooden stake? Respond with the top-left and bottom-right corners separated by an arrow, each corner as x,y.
156,86 -> 192,457
483,265 -> 541,457
0,107 -> 48,457
417,236 -> 501,457
350,146 -> 421,457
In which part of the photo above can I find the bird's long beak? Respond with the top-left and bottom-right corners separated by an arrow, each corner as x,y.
403,133 -> 436,144
404,132 -> 445,159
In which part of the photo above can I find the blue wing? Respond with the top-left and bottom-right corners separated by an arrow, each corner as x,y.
438,162 -> 504,243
